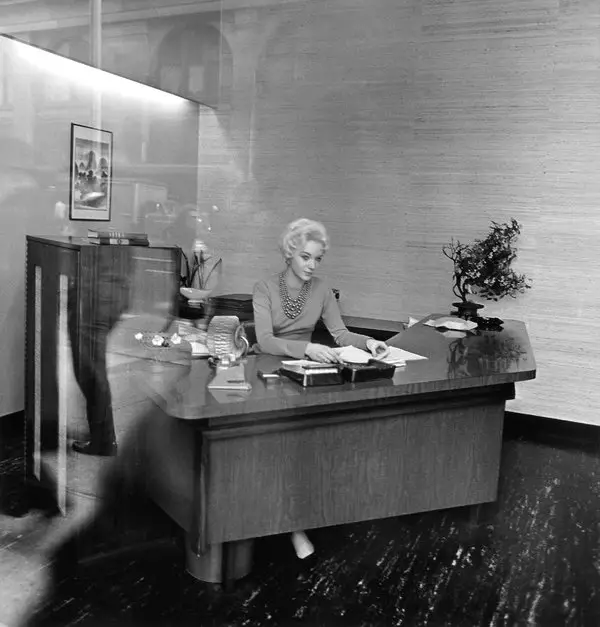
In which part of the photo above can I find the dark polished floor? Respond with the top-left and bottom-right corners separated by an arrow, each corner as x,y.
1,414 -> 600,627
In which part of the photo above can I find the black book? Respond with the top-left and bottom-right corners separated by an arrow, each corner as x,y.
87,237 -> 149,246
279,362 -> 343,387
88,229 -> 148,240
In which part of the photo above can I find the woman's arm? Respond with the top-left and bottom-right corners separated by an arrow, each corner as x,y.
253,280 -> 310,358
320,286 -> 372,350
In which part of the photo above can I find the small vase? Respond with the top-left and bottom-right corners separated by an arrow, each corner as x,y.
452,301 -> 484,321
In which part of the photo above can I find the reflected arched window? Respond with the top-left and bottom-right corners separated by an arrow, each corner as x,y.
154,22 -> 230,108
52,37 -> 89,64
44,37 -> 89,104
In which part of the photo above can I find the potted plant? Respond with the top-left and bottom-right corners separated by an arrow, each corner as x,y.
178,246 -> 222,319
442,218 -> 531,321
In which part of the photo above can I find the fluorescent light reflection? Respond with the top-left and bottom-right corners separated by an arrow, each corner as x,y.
16,39 -> 189,107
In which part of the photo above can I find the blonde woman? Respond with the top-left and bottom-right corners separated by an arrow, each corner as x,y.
252,218 -> 390,561
253,218 -> 389,363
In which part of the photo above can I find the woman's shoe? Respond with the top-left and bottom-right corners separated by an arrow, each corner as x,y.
291,530 -> 314,560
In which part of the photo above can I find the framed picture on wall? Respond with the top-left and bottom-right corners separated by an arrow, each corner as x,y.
69,123 -> 113,221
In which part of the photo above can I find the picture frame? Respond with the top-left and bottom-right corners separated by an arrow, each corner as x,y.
69,123 -> 113,221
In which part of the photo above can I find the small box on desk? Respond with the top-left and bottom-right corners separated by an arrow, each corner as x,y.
340,360 -> 396,383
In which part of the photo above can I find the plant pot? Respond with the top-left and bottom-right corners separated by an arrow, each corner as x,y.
180,287 -> 213,302
452,301 -> 484,321
178,287 -> 215,321
178,295 -> 206,320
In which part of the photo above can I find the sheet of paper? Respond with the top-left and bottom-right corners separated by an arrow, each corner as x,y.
380,346 -> 428,363
189,341 -> 210,357
333,346 -> 371,363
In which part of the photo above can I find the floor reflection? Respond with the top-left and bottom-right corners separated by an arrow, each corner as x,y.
1,415 -> 599,626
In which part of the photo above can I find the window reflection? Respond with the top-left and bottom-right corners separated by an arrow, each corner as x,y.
44,37 -> 89,104
447,333 -> 527,379
153,20 -> 231,107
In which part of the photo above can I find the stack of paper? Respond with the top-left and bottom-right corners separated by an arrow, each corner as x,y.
281,359 -> 337,369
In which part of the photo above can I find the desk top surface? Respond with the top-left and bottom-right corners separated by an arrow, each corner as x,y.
116,315 -> 536,425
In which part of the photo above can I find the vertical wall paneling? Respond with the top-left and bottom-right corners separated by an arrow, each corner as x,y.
57,273 -> 68,514
33,265 -> 41,480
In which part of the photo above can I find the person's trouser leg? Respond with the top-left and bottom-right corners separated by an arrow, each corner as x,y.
70,320 -> 117,455
83,330 -> 116,449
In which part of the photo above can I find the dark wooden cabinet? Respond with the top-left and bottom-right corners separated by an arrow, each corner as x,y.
24,235 -> 180,511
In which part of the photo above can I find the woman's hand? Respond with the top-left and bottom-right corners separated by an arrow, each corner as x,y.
305,343 -> 340,363
366,339 -> 390,360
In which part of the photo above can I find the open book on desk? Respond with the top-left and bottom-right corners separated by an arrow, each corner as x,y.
279,360 -> 343,386
333,345 -> 428,367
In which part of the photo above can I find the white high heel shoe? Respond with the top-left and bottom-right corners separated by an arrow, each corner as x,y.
291,530 -> 314,559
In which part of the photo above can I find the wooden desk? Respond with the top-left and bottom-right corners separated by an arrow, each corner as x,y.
137,316 -> 535,584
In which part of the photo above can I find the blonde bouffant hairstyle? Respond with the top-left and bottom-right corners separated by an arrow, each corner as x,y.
280,218 -> 330,262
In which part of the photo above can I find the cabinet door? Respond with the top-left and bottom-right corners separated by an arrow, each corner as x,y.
127,247 -> 179,317
25,240 -> 78,513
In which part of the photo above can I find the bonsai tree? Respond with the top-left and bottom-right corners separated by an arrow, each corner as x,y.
442,218 -> 531,308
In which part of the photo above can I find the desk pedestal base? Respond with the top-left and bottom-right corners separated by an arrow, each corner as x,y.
185,537 -> 254,585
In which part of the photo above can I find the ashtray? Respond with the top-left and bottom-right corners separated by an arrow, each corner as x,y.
423,316 -> 478,331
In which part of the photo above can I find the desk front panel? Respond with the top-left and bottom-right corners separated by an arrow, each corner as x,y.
203,384 -> 511,545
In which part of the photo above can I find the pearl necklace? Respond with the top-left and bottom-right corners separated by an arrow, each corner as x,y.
279,271 -> 312,319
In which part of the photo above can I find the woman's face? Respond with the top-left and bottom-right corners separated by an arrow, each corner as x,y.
288,239 -> 325,283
